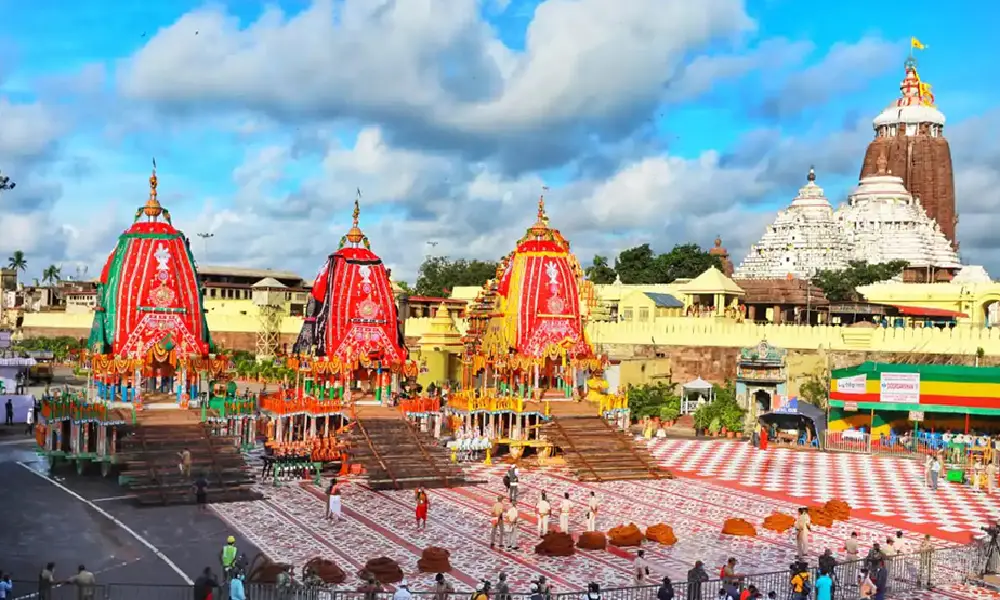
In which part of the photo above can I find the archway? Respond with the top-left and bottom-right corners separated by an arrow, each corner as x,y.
984,300 -> 1000,328
753,389 -> 772,414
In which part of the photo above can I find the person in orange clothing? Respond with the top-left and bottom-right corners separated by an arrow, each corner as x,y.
415,488 -> 430,531
760,426 -> 769,451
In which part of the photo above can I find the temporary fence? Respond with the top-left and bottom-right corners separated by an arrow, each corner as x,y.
824,430 -> 950,459
11,542 -> 988,600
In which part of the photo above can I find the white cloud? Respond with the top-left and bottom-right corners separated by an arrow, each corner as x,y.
118,0 -> 754,170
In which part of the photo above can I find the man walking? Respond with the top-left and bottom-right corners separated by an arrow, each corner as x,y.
489,496 -> 505,549
504,500 -> 519,551
586,492 -> 599,532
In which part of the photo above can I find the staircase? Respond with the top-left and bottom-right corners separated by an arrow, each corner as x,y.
119,401 -> 260,505
661,414 -> 697,438
347,405 -> 465,490
545,415 -> 669,482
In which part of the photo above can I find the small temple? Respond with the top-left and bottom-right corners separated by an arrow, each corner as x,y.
734,167 -> 848,280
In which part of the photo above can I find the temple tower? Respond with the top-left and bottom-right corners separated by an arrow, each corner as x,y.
858,55 -> 957,248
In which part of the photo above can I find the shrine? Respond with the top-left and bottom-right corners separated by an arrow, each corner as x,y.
735,341 -> 789,423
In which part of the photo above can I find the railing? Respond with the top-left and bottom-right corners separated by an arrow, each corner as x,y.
398,397 -> 440,415
447,393 -> 527,414
259,394 -> 345,416
825,430 -> 998,463
10,543 -> 985,600
12,542 -> 984,600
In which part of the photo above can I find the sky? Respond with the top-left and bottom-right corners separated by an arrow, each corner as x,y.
1,0 -> 998,285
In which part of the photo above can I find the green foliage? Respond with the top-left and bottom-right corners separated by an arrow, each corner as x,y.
627,380 -> 680,419
234,358 -> 297,383
414,256 -> 498,297
13,335 -> 83,361
658,400 -> 681,423
42,264 -> 62,284
585,255 -> 617,284
7,250 -> 26,272
600,243 -> 723,285
811,260 -> 909,303
798,370 -> 830,410
708,417 -> 722,435
692,381 -> 746,433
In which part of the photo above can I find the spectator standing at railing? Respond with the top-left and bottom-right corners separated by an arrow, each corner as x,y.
988,460 -> 997,494
66,565 -> 96,600
656,576 -> 674,600
918,534 -> 934,588
494,572 -> 510,600
392,579 -> 412,600
38,562 -> 55,600
686,561 -> 708,600
873,560 -> 888,600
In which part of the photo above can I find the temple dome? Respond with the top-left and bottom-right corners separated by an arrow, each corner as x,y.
88,163 -> 213,358
734,168 -> 849,280
293,198 -> 407,368
837,166 -> 961,271
481,194 -> 594,360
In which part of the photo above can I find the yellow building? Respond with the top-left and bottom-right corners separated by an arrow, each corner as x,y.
414,304 -> 463,388
676,266 -> 745,317
618,290 -> 684,322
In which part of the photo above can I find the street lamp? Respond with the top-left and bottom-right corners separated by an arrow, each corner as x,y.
197,233 -> 215,262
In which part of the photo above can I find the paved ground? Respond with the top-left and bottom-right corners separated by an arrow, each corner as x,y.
649,438 -> 1000,542
0,435 -> 261,595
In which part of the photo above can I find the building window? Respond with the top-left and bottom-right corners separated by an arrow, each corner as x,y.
638,307 -> 649,322
209,289 -> 217,298
622,308 -> 633,322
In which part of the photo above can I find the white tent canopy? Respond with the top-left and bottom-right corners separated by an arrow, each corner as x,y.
681,377 -> 714,414
682,377 -> 713,391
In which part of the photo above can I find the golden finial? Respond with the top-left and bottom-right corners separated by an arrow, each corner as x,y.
345,188 -> 365,244
143,157 -> 164,220
528,186 -> 550,237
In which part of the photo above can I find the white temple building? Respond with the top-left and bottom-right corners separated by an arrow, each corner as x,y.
837,154 -> 961,281
735,156 -> 962,282
734,168 -> 849,280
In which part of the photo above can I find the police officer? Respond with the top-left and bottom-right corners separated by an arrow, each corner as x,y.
221,536 -> 238,580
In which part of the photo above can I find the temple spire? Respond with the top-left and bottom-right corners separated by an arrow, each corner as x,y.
807,166 -> 816,182
143,157 -> 164,221
345,188 -> 366,245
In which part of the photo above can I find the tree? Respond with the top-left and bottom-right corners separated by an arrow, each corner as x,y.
798,370 -> 830,410
609,242 -> 723,284
585,255 -> 617,284
0,170 -> 14,192
7,250 -> 27,286
627,379 -> 680,419
811,260 -> 909,302
414,256 -> 498,297
657,243 -> 724,282
42,265 -> 62,285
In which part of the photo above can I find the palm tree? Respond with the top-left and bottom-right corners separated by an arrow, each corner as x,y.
7,250 -> 26,287
42,265 -> 62,285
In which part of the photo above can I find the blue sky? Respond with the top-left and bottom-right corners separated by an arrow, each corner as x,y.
0,0 -> 998,283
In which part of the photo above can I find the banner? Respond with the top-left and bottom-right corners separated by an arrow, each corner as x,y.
837,374 -> 867,394
880,372 -> 921,404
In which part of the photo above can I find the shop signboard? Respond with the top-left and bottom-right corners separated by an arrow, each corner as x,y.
909,411 -> 925,422
880,372 -> 921,404
837,374 -> 867,394
843,401 -> 859,412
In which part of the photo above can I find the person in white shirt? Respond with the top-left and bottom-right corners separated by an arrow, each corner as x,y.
795,507 -> 811,558
536,493 -> 551,537
633,549 -> 649,584
392,579 -> 412,600
504,502 -> 520,550
930,456 -> 941,490
586,492 -> 599,532
559,492 -> 572,533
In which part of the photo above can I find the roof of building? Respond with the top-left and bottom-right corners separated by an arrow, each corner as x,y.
736,279 -> 828,305
198,265 -> 304,281
643,292 -> 683,308
678,266 -> 745,295
952,265 -> 992,283
251,277 -> 287,289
